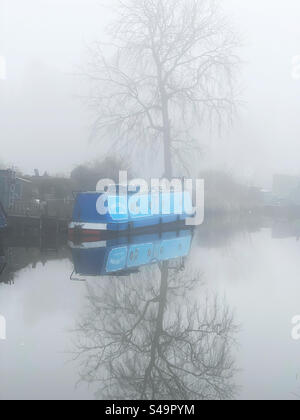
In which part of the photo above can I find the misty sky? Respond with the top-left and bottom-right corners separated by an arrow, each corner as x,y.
0,0 -> 300,187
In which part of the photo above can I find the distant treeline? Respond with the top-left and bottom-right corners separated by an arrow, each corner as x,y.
70,157 -> 132,192
6,157 -> 263,213
4,157 -> 131,203
199,171 -> 263,213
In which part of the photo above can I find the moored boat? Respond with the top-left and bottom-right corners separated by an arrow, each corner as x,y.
69,187 -> 195,237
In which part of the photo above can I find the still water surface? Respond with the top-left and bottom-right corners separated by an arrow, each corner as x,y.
1,218 -> 300,400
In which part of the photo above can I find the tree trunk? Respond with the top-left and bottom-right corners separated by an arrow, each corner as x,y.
156,60 -> 172,178
140,262 -> 169,398
161,93 -> 172,179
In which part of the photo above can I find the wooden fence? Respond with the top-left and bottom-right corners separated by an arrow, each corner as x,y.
8,199 -> 74,220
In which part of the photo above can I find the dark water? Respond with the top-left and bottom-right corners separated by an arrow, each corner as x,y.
1,217 -> 300,400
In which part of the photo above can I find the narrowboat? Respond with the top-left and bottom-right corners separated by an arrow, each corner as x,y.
0,201 -> 7,231
69,227 -> 193,279
69,186 -> 195,236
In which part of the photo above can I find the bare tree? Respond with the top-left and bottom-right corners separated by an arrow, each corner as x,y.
85,0 -> 239,177
73,262 -> 238,400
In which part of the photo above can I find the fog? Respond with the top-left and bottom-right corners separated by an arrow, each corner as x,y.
2,1 -> 300,401
1,0 -> 300,187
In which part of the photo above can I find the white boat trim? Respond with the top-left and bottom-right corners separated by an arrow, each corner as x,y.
69,222 -> 108,231
68,240 -> 107,249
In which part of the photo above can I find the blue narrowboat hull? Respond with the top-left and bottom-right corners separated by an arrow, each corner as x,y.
69,191 -> 194,236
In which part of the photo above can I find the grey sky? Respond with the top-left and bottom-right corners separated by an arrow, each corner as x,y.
0,0 -> 300,187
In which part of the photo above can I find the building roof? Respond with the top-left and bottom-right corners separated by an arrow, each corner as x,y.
16,177 -> 32,184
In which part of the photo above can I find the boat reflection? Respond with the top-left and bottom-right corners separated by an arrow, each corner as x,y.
69,226 -> 238,400
69,227 -> 194,279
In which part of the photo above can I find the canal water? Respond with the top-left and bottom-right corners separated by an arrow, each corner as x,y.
1,217 -> 300,400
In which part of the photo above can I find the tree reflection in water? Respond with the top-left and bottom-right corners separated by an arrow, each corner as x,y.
74,262 -> 239,400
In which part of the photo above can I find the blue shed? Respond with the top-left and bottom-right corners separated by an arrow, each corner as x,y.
0,169 -> 32,212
